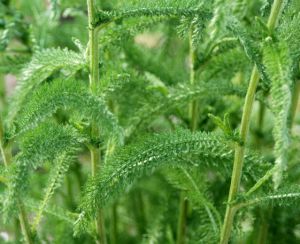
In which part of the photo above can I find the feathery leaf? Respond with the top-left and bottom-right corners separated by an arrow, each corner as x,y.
3,122 -> 82,221
11,79 -> 122,142
8,48 -> 86,122
74,128 -> 269,234
263,41 -> 292,188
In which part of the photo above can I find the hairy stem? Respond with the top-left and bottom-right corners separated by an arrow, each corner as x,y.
219,1 -> 284,243
91,147 -> 107,244
87,0 -> 106,243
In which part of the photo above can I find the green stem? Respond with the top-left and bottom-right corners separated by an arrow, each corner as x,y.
256,99 -> 266,146
219,1 -> 284,243
188,29 -> 198,132
256,208 -> 272,244
18,201 -> 34,244
133,191 -> 147,237
176,195 -> 189,244
0,117 -> 7,167
290,79 -> 300,129
176,27 -> 197,244
66,173 -> 75,210
109,203 -> 118,244
87,0 -> 106,243
0,74 -> 5,108
91,148 -> 107,244
87,0 -> 99,93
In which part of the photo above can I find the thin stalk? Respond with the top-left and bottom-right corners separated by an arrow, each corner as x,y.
66,174 -> 75,210
18,201 -> 34,244
87,0 -> 106,243
0,141 -> 7,168
176,195 -> 189,244
188,29 -> 198,132
256,208 -> 272,244
0,74 -> 5,108
258,101 -> 266,131
0,117 -> 7,167
91,148 -> 107,244
176,27 -> 197,244
109,203 -> 118,244
256,100 -> 266,146
133,191 -> 147,237
290,79 -> 300,129
219,1 -> 284,243
253,96 -> 268,244
87,0 -> 99,93
0,118 -> 33,244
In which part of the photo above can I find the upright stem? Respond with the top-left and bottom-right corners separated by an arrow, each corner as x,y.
87,0 -> 99,92
87,0 -> 106,243
18,201 -> 34,244
188,29 -> 198,132
91,148 -> 107,244
290,79 -> 300,129
176,28 -> 197,244
109,203 -> 118,244
219,1 -> 284,243
176,194 -> 189,244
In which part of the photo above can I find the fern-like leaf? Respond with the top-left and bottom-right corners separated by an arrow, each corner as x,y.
0,54 -> 30,74
263,41 -> 292,188
74,128 -> 269,234
8,48 -> 86,122
237,185 -> 300,209
94,2 -> 210,27
229,21 -> 270,90
3,122 -> 82,221
164,167 -> 221,234
11,79 -> 122,142
32,153 -> 78,231
25,199 -> 78,225
127,81 -> 245,135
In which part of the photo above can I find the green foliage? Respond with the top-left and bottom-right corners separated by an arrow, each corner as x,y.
164,167 -> 221,234
238,185 -> 300,208
32,153 -> 76,231
7,48 -> 87,122
75,128 -> 269,234
127,81 -> 245,135
229,20 -> 270,90
2,122 -> 82,221
0,54 -> 30,74
0,0 -> 300,243
93,1 -> 210,27
263,41 -> 292,188
11,79 -> 122,142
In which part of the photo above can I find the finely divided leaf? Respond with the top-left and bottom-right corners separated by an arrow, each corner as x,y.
263,41 -> 292,188
8,48 -> 86,122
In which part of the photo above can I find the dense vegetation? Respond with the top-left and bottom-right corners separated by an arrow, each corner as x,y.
0,0 -> 300,243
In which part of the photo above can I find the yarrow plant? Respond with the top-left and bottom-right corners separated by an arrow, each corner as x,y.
0,0 -> 300,243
